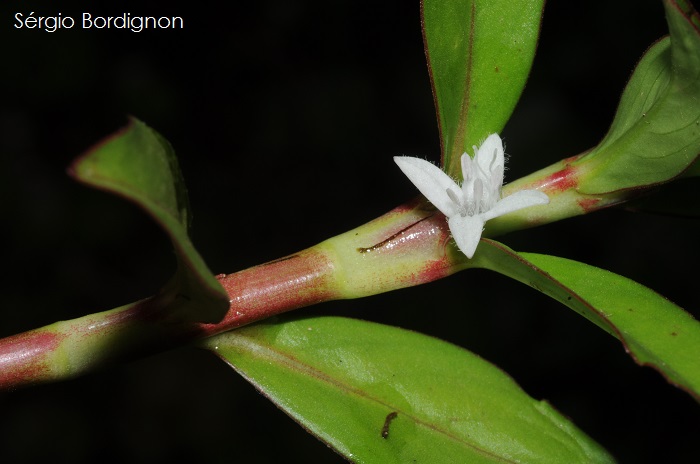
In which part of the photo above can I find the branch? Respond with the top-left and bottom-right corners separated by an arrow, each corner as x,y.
0,156 -> 630,391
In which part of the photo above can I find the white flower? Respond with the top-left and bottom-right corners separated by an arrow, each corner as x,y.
394,133 -> 549,258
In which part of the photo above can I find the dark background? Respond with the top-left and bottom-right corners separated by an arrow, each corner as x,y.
1,0 -> 698,462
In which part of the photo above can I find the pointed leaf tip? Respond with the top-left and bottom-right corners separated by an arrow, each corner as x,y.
70,118 -> 229,323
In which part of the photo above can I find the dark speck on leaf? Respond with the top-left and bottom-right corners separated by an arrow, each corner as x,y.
381,412 -> 399,439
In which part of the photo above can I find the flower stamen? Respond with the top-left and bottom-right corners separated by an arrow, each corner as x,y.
394,133 -> 549,258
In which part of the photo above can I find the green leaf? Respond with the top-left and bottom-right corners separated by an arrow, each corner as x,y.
472,240 -> 700,401
421,0 -> 544,176
70,118 -> 228,323
206,316 -> 614,463
576,0 -> 700,193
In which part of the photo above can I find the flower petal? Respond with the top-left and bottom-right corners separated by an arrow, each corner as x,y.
448,214 -> 486,259
394,156 -> 461,216
481,189 -> 550,221
474,133 -> 504,177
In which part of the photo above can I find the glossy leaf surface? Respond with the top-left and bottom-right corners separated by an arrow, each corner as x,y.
70,118 -> 228,323
207,316 -> 614,463
473,240 -> 700,401
577,0 -> 700,193
421,0 -> 544,176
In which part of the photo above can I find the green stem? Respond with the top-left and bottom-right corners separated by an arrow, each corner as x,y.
0,155 -> 634,391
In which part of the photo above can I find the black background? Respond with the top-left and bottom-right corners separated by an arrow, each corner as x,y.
1,1 -> 698,462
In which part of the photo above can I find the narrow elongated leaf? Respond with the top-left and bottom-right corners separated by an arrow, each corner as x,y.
70,118 -> 228,323
576,0 -> 700,193
472,240 -> 700,401
207,316 -> 614,463
421,0 -> 544,176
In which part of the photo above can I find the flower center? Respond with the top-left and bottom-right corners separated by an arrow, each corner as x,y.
446,146 -> 504,218
446,181 -> 483,217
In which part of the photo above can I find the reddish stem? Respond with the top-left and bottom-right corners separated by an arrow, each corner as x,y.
0,157 -> 632,391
